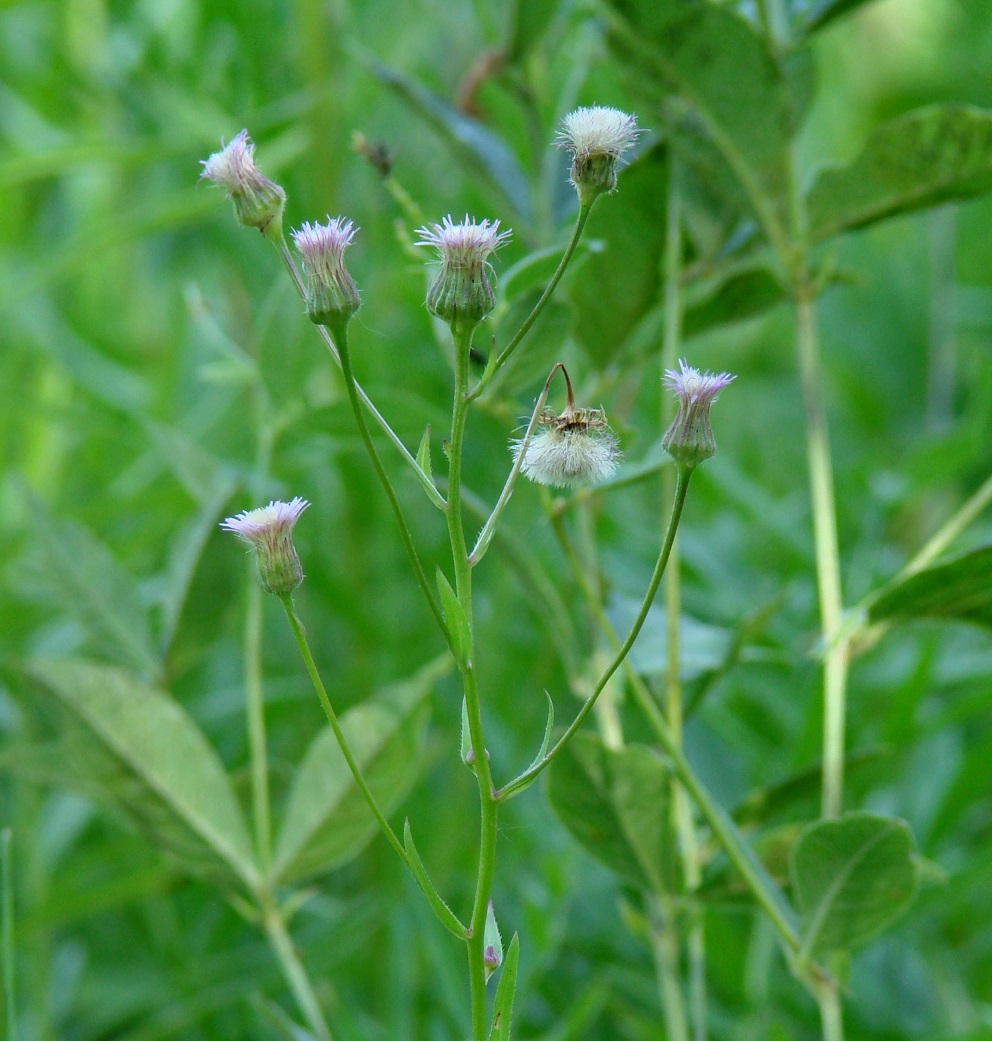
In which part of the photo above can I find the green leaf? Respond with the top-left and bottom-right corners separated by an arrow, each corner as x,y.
373,63 -> 531,221
791,812 -> 918,958
483,899 -> 503,982
809,106 -> 992,241
416,425 -> 434,486
29,502 -> 161,679
436,568 -> 472,667
867,544 -> 992,630
682,266 -> 786,339
604,2 -> 791,238
489,933 -> 520,1041
272,660 -> 442,883
403,819 -> 466,938
547,733 -> 672,892
24,658 -> 258,887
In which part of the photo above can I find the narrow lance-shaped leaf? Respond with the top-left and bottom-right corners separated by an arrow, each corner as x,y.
791,812 -> 917,959
809,105 -> 992,241
272,658 -> 445,883
24,658 -> 258,888
489,933 -> 520,1041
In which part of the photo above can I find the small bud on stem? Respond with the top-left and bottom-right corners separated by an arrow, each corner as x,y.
221,497 -> 310,596
557,106 -> 641,206
662,360 -> 735,472
292,217 -> 361,329
200,129 -> 286,241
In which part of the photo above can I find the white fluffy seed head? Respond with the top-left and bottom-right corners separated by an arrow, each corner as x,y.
557,106 -> 640,161
511,413 -> 621,488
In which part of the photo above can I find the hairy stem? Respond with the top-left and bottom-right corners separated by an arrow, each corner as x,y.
245,581 -> 272,874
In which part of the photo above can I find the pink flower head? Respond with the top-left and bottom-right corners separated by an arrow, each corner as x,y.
291,217 -> 360,326
415,216 -> 512,329
200,129 -> 286,238
662,360 -> 735,471
221,497 -> 310,596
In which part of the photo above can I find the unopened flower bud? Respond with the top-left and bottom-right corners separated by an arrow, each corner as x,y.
511,404 -> 621,488
220,497 -> 309,596
200,130 -> 286,240
292,217 -> 361,328
416,215 -> 511,335
557,106 -> 641,206
662,360 -> 735,471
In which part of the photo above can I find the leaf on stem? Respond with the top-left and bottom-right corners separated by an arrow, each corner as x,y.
416,425 -> 435,487
547,733 -> 673,893
436,568 -> 471,667
791,812 -> 918,959
272,660 -> 443,883
23,658 -> 258,887
489,933 -> 520,1041
809,105 -> 992,241
403,819 -> 466,938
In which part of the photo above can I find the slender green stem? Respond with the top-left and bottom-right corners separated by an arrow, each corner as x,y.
276,238 -> 446,510
498,466 -> 693,800
661,168 -> 708,1041
651,897 -> 691,1041
818,983 -> 844,1041
446,322 -> 499,1041
244,582 -> 272,875
261,897 -> 333,1041
468,204 -> 592,402
1,829 -> 16,1041
794,281 -> 848,821
469,362 -> 564,566
329,318 -> 447,639
281,596 -> 409,864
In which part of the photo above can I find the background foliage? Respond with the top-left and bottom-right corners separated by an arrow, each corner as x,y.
2,0 -> 992,1039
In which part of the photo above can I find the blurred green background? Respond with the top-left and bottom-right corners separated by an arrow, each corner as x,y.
2,0 -> 992,1038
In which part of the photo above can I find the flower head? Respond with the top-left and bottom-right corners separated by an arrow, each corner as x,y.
511,405 -> 621,488
292,217 -> 361,328
200,129 -> 286,240
221,497 -> 310,596
661,360 -> 735,471
557,106 -> 640,204
415,215 -> 511,333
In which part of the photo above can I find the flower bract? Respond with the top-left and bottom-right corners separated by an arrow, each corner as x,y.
662,359 -> 735,471
221,497 -> 310,596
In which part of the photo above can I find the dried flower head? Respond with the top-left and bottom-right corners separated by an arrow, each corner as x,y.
662,359 -> 735,471
220,497 -> 310,596
557,106 -> 640,204
292,217 -> 361,328
416,215 -> 511,332
200,129 -> 286,240
512,404 -> 621,488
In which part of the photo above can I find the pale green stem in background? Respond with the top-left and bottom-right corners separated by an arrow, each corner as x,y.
2,829 -> 16,1041
276,238 -> 446,510
281,595 -> 408,865
759,3 -> 848,1036
469,203 -> 592,401
661,167 -> 708,1041
469,362 -> 565,566
498,467 -> 692,800
651,898 -> 691,1041
260,895 -> 333,1041
326,317 -> 447,639
447,321 -> 499,1041
245,581 -> 272,874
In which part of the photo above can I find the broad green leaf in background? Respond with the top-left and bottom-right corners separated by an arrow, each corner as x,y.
373,63 -> 532,223
866,544 -> 992,631
809,106 -> 992,241
603,1 -> 791,242
29,502 -> 161,679
547,733 -> 672,893
272,659 -> 443,883
505,0 -> 562,62
24,658 -> 259,888
791,812 -> 917,958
